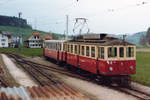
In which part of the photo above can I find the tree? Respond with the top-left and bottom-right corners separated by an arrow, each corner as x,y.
146,27 -> 150,44
139,34 -> 147,46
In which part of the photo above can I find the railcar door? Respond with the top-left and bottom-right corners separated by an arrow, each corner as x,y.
117,47 -> 127,73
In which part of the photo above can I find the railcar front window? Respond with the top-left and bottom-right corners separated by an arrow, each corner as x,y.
91,47 -> 95,57
119,47 -> 124,57
126,47 -> 134,57
86,46 -> 89,56
108,47 -> 117,58
75,45 -> 77,54
98,47 -> 104,59
71,45 -> 73,53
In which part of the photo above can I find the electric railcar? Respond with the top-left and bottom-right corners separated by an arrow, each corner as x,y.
43,34 -> 136,86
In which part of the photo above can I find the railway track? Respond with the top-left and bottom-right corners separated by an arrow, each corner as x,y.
5,53 -> 150,100
115,87 -> 150,100
6,53 -> 61,86
0,77 -> 8,87
6,53 -> 90,82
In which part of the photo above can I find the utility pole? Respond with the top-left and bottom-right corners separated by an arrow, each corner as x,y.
66,15 -> 69,40
18,12 -> 22,54
34,17 -> 37,30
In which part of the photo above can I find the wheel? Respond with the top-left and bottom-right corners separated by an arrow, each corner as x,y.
117,76 -> 131,87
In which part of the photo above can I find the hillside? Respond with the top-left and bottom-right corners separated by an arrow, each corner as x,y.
126,31 -> 146,46
0,26 -> 65,40
114,31 -> 146,46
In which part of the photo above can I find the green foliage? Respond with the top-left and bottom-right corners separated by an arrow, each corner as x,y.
0,48 -> 43,57
146,27 -> 150,44
0,15 -> 31,29
0,26 -> 65,40
132,52 -> 150,86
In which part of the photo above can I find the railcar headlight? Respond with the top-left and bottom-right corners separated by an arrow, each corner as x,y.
109,67 -> 113,71
130,66 -> 133,71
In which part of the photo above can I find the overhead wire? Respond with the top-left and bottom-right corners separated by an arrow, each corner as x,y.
108,1 -> 150,12
0,0 -> 16,6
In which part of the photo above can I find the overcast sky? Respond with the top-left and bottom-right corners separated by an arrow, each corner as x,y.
0,0 -> 150,35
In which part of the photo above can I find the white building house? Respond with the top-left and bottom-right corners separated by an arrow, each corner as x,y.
0,31 -> 10,48
24,31 -> 52,48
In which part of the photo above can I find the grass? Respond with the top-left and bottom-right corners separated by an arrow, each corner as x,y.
0,48 -> 43,57
131,52 -> 150,86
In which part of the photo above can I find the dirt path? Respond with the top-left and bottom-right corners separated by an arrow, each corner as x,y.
2,54 -> 37,87
136,48 -> 150,52
0,54 -> 20,87
26,57 -> 137,100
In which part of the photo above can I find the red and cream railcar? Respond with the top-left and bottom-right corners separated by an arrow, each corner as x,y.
44,34 -> 136,85
43,40 -> 67,63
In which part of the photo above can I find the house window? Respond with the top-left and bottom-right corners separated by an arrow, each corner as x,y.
2,43 -> 5,45
1,39 -> 5,41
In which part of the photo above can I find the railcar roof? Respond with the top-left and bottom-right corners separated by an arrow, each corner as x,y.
45,40 -> 68,43
66,37 -> 135,46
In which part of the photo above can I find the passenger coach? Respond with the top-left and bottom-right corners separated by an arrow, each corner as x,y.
43,34 -> 136,86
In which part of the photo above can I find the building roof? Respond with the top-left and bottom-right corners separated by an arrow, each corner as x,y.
27,31 -> 40,40
26,31 -> 52,41
40,34 -> 52,40
0,31 -> 12,35
0,31 -> 13,38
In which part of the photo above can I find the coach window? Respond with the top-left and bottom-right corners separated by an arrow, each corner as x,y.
86,46 -> 89,56
99,47 -> 104,59
59,44 -> 61,51
71,45 -> 73,53
119,47 -> 124,57
126,47 -> 134,57
81,46 -> 85,56
67,45 -> 70,52
63,44 -> 65,51
52,43 -> 53,49
91,47 -> 95,57
108,47 -> 117,58
50,43 -> 52,49
55,43 -> 57,50
75,45 -> 77,54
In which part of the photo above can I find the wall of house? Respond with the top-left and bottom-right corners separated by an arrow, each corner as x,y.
28,36 -> 43,48
0,34 -> 8,47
